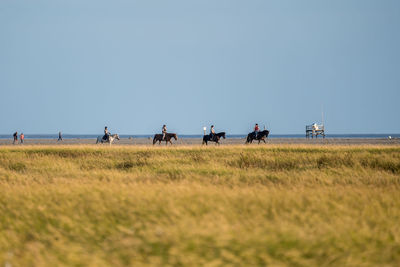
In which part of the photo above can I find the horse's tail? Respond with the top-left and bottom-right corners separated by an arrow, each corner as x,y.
245,134 -> 250,144
96,137 -> 100,144
153,135 -> 157,145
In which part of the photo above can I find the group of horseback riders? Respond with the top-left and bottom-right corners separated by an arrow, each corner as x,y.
100,123 -> 269,145
207,123 -> 263,140
203,123 -> 268,145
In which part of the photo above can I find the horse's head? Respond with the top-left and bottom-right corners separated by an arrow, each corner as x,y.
114,134 -> 120,140
221,132 -> 226,139
173,134 -> 178,140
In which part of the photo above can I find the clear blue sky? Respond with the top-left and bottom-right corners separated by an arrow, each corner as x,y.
1,0 -> 399,135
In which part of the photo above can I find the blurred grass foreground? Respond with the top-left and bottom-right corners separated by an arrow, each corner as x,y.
1,145 -> 400,266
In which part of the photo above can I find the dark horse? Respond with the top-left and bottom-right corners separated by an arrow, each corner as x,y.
153,133 -> 178,145
202,132 -> 226,145
246,130 -> 270,144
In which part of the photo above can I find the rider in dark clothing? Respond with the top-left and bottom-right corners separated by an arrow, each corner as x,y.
103,127 -> 110,141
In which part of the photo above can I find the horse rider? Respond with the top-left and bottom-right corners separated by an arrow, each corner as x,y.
162,125 -> 167,140
254,123 -> 260,139
103,126 -> 110,141
210,125 -> 216,140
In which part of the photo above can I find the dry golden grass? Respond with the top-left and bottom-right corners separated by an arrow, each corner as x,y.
0,145 -> 400,266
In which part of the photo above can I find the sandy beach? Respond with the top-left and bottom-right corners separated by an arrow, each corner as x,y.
1,137 -> 399,146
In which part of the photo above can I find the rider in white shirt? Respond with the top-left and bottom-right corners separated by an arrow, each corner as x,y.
210,125 -> 215,140
162,125 -> 167,140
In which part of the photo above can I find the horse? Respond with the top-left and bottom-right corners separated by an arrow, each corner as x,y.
245,130 -> 270,144
96,134 -> 120,145
202,132 -> 226,145
153,133 -> 178,145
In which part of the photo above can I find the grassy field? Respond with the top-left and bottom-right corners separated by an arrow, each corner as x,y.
0,145 -> 400,266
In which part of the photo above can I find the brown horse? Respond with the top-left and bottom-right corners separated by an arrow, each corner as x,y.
153,133 -> 178,145
202,132 -> 226,145
245,130 -> 269,144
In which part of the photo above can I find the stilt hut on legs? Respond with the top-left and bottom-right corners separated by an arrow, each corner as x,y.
306,123 -> 325,138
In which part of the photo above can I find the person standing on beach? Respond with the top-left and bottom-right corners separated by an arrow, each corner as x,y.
58,131 -> 63,141
20,133 -> 24,144
13,132 -> 18,144
162,125 -> 167,140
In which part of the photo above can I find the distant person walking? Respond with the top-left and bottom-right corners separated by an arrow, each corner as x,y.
20,133 -> 24,144
58,131 -> 63,141
13,132 -> 18,144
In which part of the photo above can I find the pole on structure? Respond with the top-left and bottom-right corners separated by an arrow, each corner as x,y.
321,104 -> 326,138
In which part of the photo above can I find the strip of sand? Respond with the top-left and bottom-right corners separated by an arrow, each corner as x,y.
1,138 -> 399,146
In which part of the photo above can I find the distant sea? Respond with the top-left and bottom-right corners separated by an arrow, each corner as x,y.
0,134 -> 399,139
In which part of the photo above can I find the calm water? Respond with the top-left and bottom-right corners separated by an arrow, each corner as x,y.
1,134 -> 399,139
